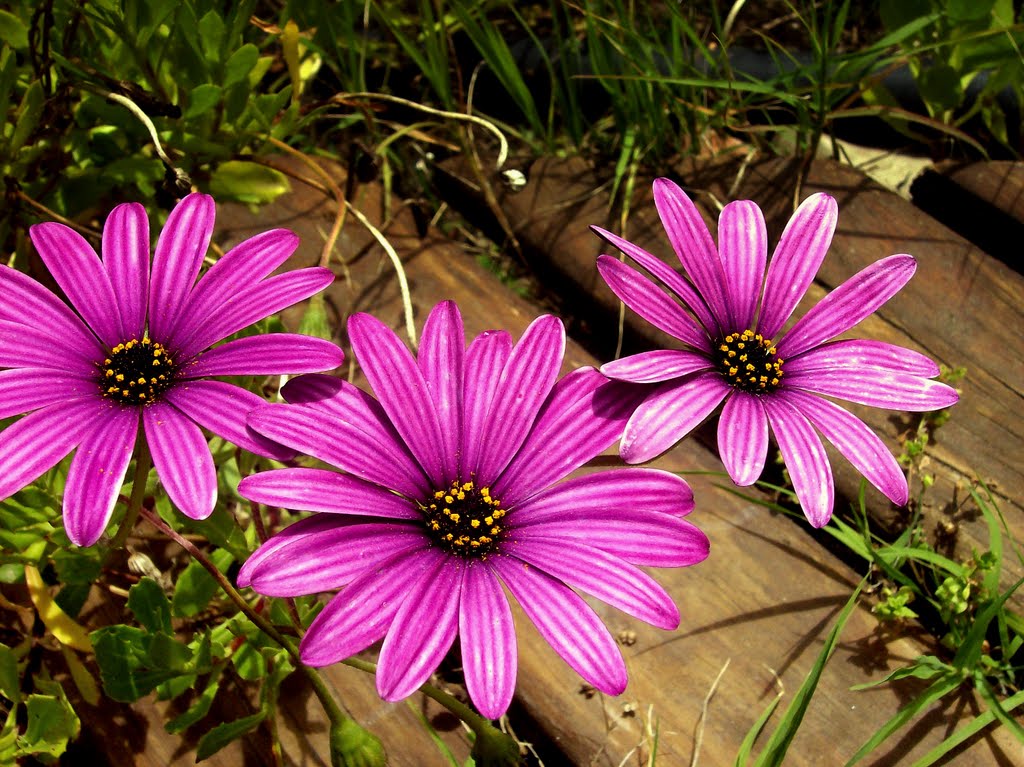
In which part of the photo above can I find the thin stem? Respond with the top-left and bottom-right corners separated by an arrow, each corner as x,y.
139,508 -> 350,729
108,434 -> 152,550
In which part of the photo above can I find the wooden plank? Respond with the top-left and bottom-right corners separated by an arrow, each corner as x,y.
207,158 -> 1017,765
447,154 -> 1024,605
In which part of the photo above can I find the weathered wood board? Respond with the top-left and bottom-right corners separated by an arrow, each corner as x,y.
451,154 -> 1024,610
39,156 -> 1021,765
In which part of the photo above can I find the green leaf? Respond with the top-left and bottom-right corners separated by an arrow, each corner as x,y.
129,577 -> 173,634
0,642 -> 19,703
20,684 -> 79,759
229,640 -> 265,681
52,548 -> 103,586
946,0 -> 997,21
298,294 -> 333,340
223,43 -> 259,88
183,83 -> 223,119
198,9 -> 226,63
917,64 -> 963,113
0,11 -> 29,50
10,80 -> 43,155
147,632 -> 192,672
196,711 -> 266,760
166,666 -> 224,734
209,160 -> 290,205
91,625 -> 176,702
171,548 -> 234,618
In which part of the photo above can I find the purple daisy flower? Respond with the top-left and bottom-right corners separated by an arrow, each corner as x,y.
236,300 -> 709,719
0,193 -> 342,546
593,179 -> 959,527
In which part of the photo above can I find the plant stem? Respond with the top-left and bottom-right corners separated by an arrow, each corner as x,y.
139,507 -> 350,729
109,435 -> 152,550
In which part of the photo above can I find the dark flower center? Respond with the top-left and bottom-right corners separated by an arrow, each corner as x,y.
420,479 -> 506,558
99,337 -> 178,405
714,329 -> 784,393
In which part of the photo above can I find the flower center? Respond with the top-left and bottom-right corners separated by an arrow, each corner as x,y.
714,329 -> 784,393
99,337 -> 177,405
420,479 -> 506,558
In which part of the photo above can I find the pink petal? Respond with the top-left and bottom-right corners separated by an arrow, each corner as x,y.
493,556 -> 627,694
29,222 -> 123,347
718,200 -> 767,330
0,368 -> 99,419
513,510 -> 709,567
63,405 -> 139,546
778,255 -> 917,359
784,339 -> 940,377
175,267 -> 334,358
143,402 -> 217,520
0,266 -> 103,356
758,193 -> 838,339
376,557 -> 463,701
0,400 -> 99,501
237,468 -> 420,520
300,547 -> 440,667
148,194 -> 216,342
459,563 -> 517,719
240,517 -> 425,597
348,312 -> 445,486
0,320 -> 99,376
102,203 -> 150,339
784,368 -> 960,411
512,468 -> 695,520
248,402 -> 429,498
620,372 -> 731,464
459,330 -> 513,477
779,389 -> 909,506
717,391 -> 768,486
508,538 -> 680,629
418,302 -> 464,482
181,334 -> 344,377
473,314 -> 565,485
653,178 -> 729,330
763,396 -> 834,527
165,380 -> 294,461
167,229 -> 299,349
601,349 -> 713,383
493,370 -> 644,506
591,225 -> 717,331
597,256 -> 712,351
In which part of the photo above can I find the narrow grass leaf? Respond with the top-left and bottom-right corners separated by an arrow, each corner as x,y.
909,689 -> 1024,767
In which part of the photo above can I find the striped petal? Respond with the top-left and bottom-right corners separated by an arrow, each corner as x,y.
300,547 -> 440,667
601,348 -> 713,383
148,194 -> 216,342
718,200 -> 767,330
459,330 -> 513,477
418,301 -> 464,482
717,391 -> 768,486
784,339 -> 940,376
0,320 -> 99,375
102,202 -> 150,339
0,399 -> 98,501
165,380 -> 294,460
509,538 -> 680,629
472,314 -> 565,486
779,389 -> 909,506
0,265 -> 103,355
785,368 -> 960,411
348,312 -> 445,486
492,370 -> 643,506
237,468 -> 420,520
597,256 -> 712,351
591,224 -> 717,331
763,396 -> 834,527
63,405 -> 139,546
29,222 -> 123,347
758,193 -> 837,339
620,372 -> 731,464
778,255 -> 917,359
460,564 -> 517,719
143,402 -> 217,520
653,178 -> 729,330
493,556 -> 627,695
0,368 -> 99,419
181,334 -> 344,378
376,558 -> 463,702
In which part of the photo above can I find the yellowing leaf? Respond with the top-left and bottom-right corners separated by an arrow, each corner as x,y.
282,20 -> 302,103
24,566 -> 92,653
